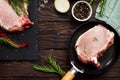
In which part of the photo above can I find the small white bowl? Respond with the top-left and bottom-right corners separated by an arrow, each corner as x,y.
71,1 -> 92,21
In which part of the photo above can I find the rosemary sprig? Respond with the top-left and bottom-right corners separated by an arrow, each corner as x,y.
9,0 -> 29,16
0,37 -> 19,48
0,37 -> 29,49
98,0 -> 107,17
0,30 -> 29,48
33,56 -> 66,76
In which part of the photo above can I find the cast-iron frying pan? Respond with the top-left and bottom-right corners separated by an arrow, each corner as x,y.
62,21 -> 120,80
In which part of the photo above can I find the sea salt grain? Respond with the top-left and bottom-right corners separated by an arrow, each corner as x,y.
38,0 -> 49,11
39,3 -> 45,8
50,49 -> 54,51
38,7 -> 41,11
57,33 -> 60,35
44,0 -> 48,4
20,33 -> 24,36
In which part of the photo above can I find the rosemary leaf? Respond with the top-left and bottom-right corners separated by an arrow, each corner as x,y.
23,0 -> 29,5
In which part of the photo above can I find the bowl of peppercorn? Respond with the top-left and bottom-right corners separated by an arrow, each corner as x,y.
72,1 -> 92,21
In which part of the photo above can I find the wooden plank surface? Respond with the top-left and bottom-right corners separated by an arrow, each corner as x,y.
0,0 -> 120,80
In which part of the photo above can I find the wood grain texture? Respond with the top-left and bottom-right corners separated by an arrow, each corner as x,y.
0,0 -> 119,80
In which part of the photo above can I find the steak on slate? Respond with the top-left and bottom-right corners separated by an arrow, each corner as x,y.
0,0 -> 33,32
75,24 -> 114,67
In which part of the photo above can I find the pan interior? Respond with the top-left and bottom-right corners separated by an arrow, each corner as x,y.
69,21 -> 120,75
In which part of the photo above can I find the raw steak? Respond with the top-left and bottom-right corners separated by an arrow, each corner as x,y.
75,25 -> 114,67
0,0 -> 33,32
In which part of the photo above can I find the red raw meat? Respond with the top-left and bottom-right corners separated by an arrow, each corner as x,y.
75,25 -> 114,67
0,0 -> 33,32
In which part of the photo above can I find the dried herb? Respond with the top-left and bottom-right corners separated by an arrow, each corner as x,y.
9,0 -> 29,16
93,37 -> 98,41
33,56 -> 66,76
98,0 -> 107,17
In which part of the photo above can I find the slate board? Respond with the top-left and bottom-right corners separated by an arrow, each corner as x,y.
0,0 -> 38,60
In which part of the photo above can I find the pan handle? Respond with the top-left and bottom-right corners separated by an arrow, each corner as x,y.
61,67 -> 77,80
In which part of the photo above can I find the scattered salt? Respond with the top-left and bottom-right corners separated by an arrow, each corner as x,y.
50,49 -> 54,51
57,33 -> 60,35
6,56 -> 8,58
20,34 -> 24,36
38,7 -> 41,11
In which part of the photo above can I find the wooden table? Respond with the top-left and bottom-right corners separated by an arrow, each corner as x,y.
0,0 -> 120,80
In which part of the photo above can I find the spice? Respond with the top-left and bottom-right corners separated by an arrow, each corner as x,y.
93,37 -> 98,41
73,2 -> 90,20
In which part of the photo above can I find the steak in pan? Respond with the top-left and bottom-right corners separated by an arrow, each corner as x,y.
75,24 -> 114,67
